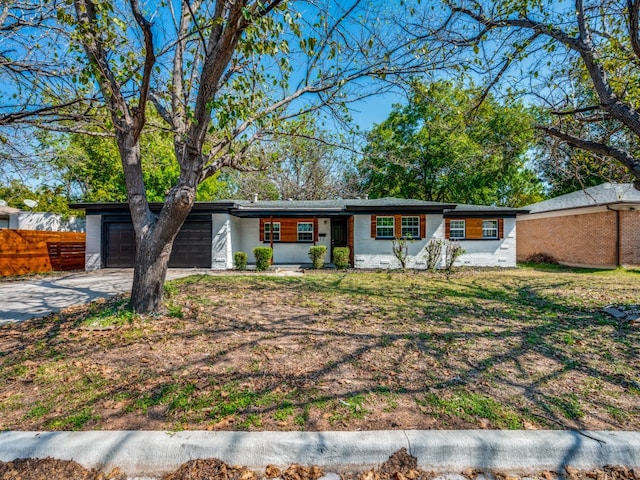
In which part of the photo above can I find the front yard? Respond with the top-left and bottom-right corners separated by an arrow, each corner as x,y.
0,266 -> 638,431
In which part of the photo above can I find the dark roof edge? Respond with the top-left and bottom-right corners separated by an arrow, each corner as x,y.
231,209 -> 347,218
525,200 -> 639,215
345,204 -> 456,213
69,202 -> 236,213
444,208 -> 529,217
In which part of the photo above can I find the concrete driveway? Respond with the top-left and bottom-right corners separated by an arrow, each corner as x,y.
0,269 -> 209,326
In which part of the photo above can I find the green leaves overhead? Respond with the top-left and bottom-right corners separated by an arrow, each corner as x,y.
360,80 -> 543,207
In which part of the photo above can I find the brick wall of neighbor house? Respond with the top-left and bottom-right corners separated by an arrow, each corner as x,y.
517,210 -> 617,267
620,210 -> 640,266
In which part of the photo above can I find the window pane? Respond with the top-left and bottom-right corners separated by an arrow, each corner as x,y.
376,217 -> 394,238
265,222 -> 280,241
482,220 -> 498,238
401,216 -> 419,238
450,220 -> 465,239
298,222 -> 313,241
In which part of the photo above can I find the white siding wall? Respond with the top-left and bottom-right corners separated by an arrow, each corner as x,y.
353,214 -> 444,269
85,215 -> 102,271
9,212 -> 85,232
211,213 -> 232,270
230,217 -> 331,265
454,217 -> 517,267
352,214 -> 517,269
232,217 -> 259,261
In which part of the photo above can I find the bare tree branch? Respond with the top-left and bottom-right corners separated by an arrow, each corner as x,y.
129,0 -> 156,139
629,0 -> 640,61
540,126 -> 640,178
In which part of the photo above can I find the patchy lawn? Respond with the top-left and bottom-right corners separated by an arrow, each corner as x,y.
1,266 -> 639,431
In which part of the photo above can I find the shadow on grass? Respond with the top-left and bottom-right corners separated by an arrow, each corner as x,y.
1,269 -> 639,472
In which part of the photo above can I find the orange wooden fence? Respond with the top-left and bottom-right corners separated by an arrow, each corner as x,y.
0,229 -> 86,276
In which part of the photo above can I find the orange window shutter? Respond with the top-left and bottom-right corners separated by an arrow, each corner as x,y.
420,214 -> 426,238
445,218 -> 451,240
259,219 -> 265,242
499,218 -> 504,239
314,217 -> 319,243
467,218 -> 483,239
394,215 -> 402,238
282,219 -> 297,242
371,215 -> 377,238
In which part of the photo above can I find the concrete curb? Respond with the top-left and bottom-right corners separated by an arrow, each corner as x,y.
1,430 -> 639,478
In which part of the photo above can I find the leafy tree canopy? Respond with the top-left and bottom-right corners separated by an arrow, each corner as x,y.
44,108 -> 231,203
359,80 -> 544,207
0,179 -> 75,215
425,0 -> 640,187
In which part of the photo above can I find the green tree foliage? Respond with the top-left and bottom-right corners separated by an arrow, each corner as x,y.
430,0 -> 640,186
0,0 -> 439,313
0,180 -> 74,215
47,110 -> 230,203
360,81 -> 543,207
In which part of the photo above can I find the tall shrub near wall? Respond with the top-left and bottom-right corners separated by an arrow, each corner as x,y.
0,230 -> 86,276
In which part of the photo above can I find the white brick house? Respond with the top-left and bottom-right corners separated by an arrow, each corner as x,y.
72,198 -> 527,270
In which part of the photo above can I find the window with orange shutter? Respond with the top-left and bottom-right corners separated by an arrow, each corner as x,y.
449,219 -> 465,239
482,219 -> 498,239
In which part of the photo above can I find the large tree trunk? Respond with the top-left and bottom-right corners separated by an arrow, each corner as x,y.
128,178 -> 198,313
131,234 -> 173,313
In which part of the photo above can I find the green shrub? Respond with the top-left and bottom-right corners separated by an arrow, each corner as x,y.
253,247 -> 272,271
308,245 -> 327,269
234,251 -> 248,270
333,247 -> 350,270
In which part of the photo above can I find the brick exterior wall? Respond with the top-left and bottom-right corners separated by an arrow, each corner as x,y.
516,210 -> 618,267
620,210 -> 640,266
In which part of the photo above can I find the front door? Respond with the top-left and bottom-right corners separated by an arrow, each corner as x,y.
330,218 -> 348,261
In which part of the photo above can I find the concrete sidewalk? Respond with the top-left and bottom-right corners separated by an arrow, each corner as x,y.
1,430 -> 639,479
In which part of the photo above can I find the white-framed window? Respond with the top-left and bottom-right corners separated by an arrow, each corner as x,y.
264,222 -> 280,242
449,219 -> 465,239
401,216 -> 420,238
297,222 -> 313,242
482,219 -> 498,239
376,216 -> 395,238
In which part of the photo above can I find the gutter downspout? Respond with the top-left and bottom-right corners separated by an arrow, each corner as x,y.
607,206 -> 621,267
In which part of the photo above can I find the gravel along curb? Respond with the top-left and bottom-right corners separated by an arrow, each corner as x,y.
1,430 -> 639,479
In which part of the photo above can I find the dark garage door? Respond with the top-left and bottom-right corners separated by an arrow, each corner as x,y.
104,219 -> 212,268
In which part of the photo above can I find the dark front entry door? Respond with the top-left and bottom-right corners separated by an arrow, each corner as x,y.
330,218 -> 348,261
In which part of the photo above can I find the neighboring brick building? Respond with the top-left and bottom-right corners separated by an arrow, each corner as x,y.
517,183 -> 640,268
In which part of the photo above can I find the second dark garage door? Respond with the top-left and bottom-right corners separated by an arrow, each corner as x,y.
104,218 -> 212,268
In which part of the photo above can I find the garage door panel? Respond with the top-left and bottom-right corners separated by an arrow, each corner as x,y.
105,223 -> 135,267
169,221 -> 212,267
104,220 -> 211,268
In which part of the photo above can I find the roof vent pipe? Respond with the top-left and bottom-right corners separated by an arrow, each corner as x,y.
364,194 -> 369,200
252,194 -> 258,203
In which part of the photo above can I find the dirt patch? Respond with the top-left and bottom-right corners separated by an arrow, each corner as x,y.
1,269 -> 639,431
0,458 -> 124,479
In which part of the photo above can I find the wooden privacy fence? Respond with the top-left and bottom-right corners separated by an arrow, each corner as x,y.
0,229 -> 86,277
